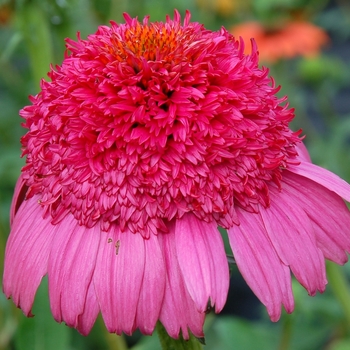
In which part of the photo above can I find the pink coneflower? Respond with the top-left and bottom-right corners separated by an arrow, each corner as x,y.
3,10 -> 350,340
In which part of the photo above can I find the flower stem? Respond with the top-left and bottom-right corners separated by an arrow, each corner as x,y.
105,332 -> 129,350
278,314 -> 293,350
156,322 -> 203,350
327,261 -> 350,330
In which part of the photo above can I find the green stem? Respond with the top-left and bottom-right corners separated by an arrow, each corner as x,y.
327,261 -> 350,330
156,322 -> 203,350
105,332 -> 128,350
278,314 -> 293,350
98,316 -> 128,350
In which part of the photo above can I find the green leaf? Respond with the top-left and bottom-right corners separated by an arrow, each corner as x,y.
329,338 -> 350,350
15,2 -> 54,91
205,316 -> 279,350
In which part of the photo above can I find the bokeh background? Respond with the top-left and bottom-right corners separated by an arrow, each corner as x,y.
1,0 -> 350,349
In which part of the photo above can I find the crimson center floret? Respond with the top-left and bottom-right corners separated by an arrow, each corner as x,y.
20,11 -> 301,237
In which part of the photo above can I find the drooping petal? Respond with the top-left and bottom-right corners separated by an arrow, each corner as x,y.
47,213 -> 101,334
135,233 -> 166,335
158,224 -> 205,339
283,172 -> 350,264
9,174 -> 28,226
3,197 -> 56,315
93,226 -> 145,335
175,214 -> 229,313
260,185 -> 327,295
76,280 -> 101,335
288,161 -> 350,202
228,209 -> 294,321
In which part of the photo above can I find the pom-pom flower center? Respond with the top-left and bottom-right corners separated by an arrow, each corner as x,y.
20,11 -> 300,237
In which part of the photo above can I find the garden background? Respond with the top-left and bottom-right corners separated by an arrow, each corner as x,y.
1,0 -> 350,349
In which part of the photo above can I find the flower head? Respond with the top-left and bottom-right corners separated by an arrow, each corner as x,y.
3,10 -> 350,339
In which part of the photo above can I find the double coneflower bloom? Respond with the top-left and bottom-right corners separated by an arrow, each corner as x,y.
3,11 -> 350,339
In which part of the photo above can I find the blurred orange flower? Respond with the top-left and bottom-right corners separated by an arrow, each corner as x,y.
196,0 -> 240,17
0,3 -> 13,26
230,20 -> 329,63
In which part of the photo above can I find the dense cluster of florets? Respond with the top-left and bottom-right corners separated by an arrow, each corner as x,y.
20,11 -> 301,237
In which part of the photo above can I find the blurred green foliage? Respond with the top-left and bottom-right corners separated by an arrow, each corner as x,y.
1,0 -> 350,349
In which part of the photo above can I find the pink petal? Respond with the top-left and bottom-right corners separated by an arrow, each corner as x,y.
10,174 -> 28,226
283,172 -> 350,264
228,209 -> 294,321
135,233 -> 166,335
288,161 -> 350,202
3,197 -> 55,315
260,185 -> 327,295
295,141 -> 312,162
47,214 -> 100,334
158,225 -> 205,339
93,226 -> 145,335
76,280 -> 100,335
175,214 -> 229,313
